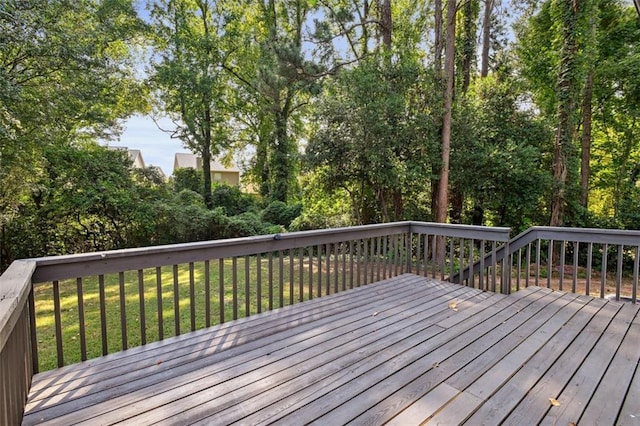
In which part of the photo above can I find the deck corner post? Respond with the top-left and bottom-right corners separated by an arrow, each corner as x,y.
501,241 -> 511,294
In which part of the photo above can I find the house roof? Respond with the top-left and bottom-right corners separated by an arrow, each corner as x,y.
108,146 -> 146,169
173,153 -> 240,174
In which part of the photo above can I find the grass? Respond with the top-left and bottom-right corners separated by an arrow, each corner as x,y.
32,254 -> 401,372
33,249 -> 637,373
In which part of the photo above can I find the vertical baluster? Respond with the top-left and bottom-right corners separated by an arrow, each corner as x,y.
525,243 -> 531,288
415,234 -> 421,276
535,239 -> 541,287
516,249 -> 521,291
334,243 -> 340,292
257,254 -> 262,312
547,240 -> 554,289
601,243 -> 608,298
325,244 -> 331,294
572,242 -> 579,294
559,241 -> 566,291
172,266 -> 179,336
480,241 -> 486,290
309,247 -> 314,299
290,250 -> 295,304
156,267 -> 164,340
491,241 -> 497,292
616,245 -> 623,301
53,280 -> 64,367
232,257 -> 238,320
459,238 -> 465,285
370,238 -> 376,282
138,269 -> 147,344
246,255 -> 251,316
76,277 -> 87,360
356,241 -> 361,287
440,237 -> 446,281
349,240 -> 355,287
268,251 -> 274,309
318,245 -> 323,295
342,242 -> 348,290
393,234 -> 402,276
447,238 -> 454,281
432,235 -> 437,279
28,288 -> 38,373
382,237 -> 388,279
300,249 -> 305,302
586,243 -> 593,296
633,246 -> 638,304
279,250 -> 285,307
363,239 -> 369,285
402,234 -> 408,274
219,258 -> 225,324
469,239 -> 475,288
377,236 -> 382,281
204,260 -> 211,328
189,263 -> 196,331
119,272 -> 128,348
423,234 -> 429,278
98,275 -> 107,355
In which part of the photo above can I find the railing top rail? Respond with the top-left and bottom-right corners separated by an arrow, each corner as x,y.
529,226 -> 640,246
0,260 -> 36,352
30,222 -> 413,283
410,222 -> 511,241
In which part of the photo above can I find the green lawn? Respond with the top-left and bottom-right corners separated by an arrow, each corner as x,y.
32,254 -> 396,372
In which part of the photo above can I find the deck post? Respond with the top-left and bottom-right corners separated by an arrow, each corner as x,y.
501,241 -> 511,294
0,260 -> 37,425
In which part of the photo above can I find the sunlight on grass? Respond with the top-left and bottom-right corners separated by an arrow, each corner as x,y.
32,254 -> 386,371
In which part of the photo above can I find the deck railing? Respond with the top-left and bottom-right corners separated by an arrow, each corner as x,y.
2,221 -> 640,423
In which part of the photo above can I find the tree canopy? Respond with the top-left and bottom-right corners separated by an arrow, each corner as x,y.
2,0 -> 640,270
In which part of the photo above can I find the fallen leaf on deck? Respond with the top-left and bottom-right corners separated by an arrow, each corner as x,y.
432,361 -> 440,368
549,398 -> 560,406
156,360 -> 163,365
448,302 -> 458,311
372,311 -> 379,316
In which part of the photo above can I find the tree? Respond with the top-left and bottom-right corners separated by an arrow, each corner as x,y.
480,0 -> 495,77
0,0 -> 145,266
307,58 -> 438,223
434,0 -> 457,224
149,0 -> 232,208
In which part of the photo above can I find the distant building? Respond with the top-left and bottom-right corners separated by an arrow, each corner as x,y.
173,153 -> 240,187
108,146 -> 146,169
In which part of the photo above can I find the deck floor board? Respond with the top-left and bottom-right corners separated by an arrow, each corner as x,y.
23,273 -> 640,425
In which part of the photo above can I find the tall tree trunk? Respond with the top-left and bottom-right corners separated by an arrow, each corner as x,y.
381,0 -> 392,51
201,117 -> 213,208
271,105 -> 291,202
362,0 -> 370,55
550,0 -> 581,227
434,0 -> 443,81
460,0 -> 478,93
435,0 -> 456,224
480,0 -> 494,78
431,0 -> 444,221
580,70 -> 593,209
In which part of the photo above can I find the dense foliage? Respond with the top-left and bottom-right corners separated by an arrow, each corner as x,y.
1,0 -> 639,271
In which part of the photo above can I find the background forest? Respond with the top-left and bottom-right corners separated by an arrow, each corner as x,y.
1,0 -> 639,271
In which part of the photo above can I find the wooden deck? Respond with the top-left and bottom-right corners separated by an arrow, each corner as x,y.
23,273 -> 640,425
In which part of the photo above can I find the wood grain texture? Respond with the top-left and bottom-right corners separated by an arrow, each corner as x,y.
22,273 -> 640,426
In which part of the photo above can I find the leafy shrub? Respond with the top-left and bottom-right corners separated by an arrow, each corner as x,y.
261,201 -> 302,228
212,184 -> 256,216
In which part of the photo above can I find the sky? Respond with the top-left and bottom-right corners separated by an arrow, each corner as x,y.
109,115 -> 184,176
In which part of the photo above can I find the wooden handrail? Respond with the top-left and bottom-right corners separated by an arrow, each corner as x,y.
4,221 -> 638,424
0,260 -> 37,425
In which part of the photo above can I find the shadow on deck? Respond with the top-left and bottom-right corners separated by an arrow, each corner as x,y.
23,273 -> 640,425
